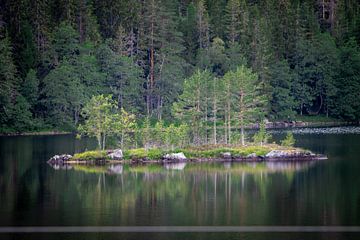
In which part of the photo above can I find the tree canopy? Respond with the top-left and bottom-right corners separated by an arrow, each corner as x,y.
1,0 -> 360,133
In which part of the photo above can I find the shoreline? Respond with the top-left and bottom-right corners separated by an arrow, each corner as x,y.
0,131 -> 71,137
1,120 -> 356,137
59,155 -> 327,165
47,145 -> 327,167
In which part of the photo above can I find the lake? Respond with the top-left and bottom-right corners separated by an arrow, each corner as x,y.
0,128 -> 359,240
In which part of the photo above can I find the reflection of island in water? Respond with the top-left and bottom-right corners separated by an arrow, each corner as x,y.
48,160 -> 319,175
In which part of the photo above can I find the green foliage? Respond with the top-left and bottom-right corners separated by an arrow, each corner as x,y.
181,145 -> 271,159
21,69 -> 39,108
123,148 -> 166,160
52,22 -> 80,63
172,69 -> 212,144
42,61 -> 84,129
2,0 -> 360,133
223,65 -> 266,145
0,35 -> 19,129
78,94 -> 136,150
9,94 -> 33,131
281,132 -> 296,147
270,60 -> 296,120
72,150 -> 107,160
253,121 -> 271,146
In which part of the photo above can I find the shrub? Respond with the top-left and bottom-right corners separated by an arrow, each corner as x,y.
253,121 -> 271,146
72,150 -> 107,160
281,131 -> 295,147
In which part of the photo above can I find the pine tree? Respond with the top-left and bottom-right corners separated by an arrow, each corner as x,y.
270,60 -> 296,120
0,33 -> 19,129
21,69 -> 39,109
172,69 -> 212,144
223,66 -> 265,145
42,61 -> 84,128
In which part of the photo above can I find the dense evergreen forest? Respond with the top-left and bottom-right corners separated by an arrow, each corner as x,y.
1,0 -> 360,133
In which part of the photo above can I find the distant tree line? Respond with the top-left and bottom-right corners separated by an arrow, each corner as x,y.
1,0 -> 360,133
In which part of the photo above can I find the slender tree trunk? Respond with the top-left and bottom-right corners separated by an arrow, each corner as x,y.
121,130 -> 124,149
146,80 -> 151,116
240,91 -> 245,146
97,134 -> 102,150
102,133 -> 106,150
213,78 -> 217,144
227,100 -> 231,144
149,47 -> 155,115
205,97 -> 208,144
224,115 -> 228,144
197,88 -> 201,144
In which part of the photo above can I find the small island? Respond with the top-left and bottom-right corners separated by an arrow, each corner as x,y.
48,143 -> 326,166
48,95 -> 327,167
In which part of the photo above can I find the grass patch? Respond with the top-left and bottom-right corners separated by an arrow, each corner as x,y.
294,114 -> 343,123
178,145 -> 272,158
72,144 -> 304,161
72,150 -> 107,160
123,148 -> 166,160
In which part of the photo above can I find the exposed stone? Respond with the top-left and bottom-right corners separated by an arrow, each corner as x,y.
265,150 -> 290,158
47,154 -> 72,164
246,153 -> 257,158
221,152 -> 232,159
107,149 -> 123,160
163,152 -> 187,161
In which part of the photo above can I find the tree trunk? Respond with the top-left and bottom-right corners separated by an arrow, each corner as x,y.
227,100 -> 231,144
102,133 -> 106,150
224,115 -> 228,144
240,91 -> 245,146
97,134 -> 102,150
149,47 -> 155,114
213,78 -> 217,144
121,130 -> 124,149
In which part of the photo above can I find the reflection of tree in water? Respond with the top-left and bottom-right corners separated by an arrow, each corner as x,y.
41,161 -> 320,226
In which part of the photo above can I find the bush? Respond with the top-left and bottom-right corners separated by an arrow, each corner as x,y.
72,150 -> 107,160
281,131 -> 295,147
253,121 -> 271,146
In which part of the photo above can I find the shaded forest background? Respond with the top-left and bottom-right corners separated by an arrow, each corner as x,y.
0,0 -> 360,133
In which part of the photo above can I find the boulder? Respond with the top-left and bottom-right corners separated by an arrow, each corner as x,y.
221,152 -> 232,159
163,152 -> 187,161
107,149 -> 123,160
47,154 -> 72,164
246,153 -> 257,158
265,150 -> 290,158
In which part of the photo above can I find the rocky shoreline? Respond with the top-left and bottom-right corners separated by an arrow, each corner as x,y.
47,149 -> 327,166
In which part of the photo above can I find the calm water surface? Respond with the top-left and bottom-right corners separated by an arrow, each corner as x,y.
0,130 -> 359,240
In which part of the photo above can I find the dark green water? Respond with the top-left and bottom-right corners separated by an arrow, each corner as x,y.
0,132 -> 359,240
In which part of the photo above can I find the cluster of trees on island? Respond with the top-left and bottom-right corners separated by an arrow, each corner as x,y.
1,0 -> 360,133
79,91 -> 295,150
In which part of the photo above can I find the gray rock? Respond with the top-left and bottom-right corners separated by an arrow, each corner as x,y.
265,150 -> 290,158
163,152 -> 187,161
47,154 -> 72,164
107,149 -> 123,160
246,153 -> 257,158
221,152 -> 232,159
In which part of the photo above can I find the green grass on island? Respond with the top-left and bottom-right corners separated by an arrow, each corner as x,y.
71,144 -> 306,162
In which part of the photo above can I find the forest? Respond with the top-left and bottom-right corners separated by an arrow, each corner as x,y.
0,0 -> 360,134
